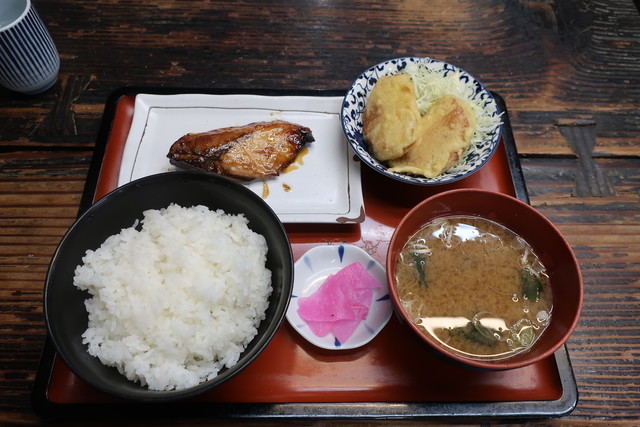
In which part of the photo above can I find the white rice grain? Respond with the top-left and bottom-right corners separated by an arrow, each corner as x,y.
73,203 -> 272,391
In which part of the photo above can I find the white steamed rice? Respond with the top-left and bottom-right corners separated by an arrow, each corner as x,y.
73,203 -> 272,391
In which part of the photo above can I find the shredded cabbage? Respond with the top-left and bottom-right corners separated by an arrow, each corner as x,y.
401,63 -> 502,148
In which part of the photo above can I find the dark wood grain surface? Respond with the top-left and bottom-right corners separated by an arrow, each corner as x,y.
1,0 -> 639,425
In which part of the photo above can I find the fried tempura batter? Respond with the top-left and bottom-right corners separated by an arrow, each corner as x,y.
388,94 -> 476,178
362,74 -> 421,161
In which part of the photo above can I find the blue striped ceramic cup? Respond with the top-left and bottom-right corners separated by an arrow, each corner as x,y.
0,0 -> 59,94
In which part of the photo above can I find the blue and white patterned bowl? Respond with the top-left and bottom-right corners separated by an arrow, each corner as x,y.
341,57 -> 503,185
286,244 -> 392,350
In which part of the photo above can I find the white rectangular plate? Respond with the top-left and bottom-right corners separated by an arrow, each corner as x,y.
118,93 -> 364,223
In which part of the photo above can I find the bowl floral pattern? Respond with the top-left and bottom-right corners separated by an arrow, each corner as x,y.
341,57 -> 503,185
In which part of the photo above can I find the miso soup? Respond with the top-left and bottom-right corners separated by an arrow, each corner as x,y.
394,215 -> 552,360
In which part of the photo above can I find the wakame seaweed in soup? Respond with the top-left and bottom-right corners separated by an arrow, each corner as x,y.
394,216 -> 553,361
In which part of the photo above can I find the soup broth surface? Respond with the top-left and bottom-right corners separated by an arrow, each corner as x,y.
394,215 -> 552,360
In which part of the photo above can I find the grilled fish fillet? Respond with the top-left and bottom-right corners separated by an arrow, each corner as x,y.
167,120 -> 314,181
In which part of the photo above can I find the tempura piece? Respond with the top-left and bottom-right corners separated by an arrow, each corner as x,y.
388,94 -> 476,178
362,74 -> 421,161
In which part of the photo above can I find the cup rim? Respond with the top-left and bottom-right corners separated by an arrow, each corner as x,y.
0,0 -> 31,33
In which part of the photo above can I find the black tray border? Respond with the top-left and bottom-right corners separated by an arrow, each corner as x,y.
31,86 -> 578,421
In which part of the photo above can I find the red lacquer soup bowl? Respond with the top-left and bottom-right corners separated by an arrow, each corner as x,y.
386,188 -> 583,370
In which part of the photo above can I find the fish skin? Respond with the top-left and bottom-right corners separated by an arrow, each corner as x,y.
167,120 -> 314,181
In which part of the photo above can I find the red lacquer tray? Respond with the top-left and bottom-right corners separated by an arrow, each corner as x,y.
32,87 -> 578,421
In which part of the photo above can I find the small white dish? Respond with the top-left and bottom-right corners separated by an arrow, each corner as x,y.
286,244 -> 392,350
118,93 -> 364,224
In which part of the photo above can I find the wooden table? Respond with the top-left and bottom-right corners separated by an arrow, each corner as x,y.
1,1 -> 638,425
